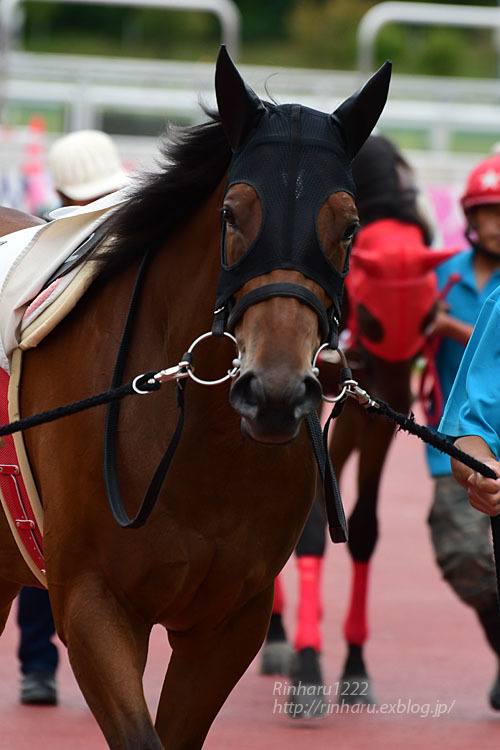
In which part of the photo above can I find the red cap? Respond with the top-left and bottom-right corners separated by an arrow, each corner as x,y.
461,154 -> 500,210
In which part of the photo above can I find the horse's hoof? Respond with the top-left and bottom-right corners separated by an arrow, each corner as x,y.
489,668 -> 500,710
338,674 -> 376,705
289,692 -> 329,720
288,647 -> 329,720
260,640 -> 294,676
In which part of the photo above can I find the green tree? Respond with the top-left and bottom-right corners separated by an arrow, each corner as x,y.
287,0 -> 374,69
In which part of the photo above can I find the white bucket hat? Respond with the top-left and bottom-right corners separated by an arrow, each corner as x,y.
48,129 -> 128,201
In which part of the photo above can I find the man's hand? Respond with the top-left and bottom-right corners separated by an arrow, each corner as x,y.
451,436 -> 500,515
466,465 -> 500,516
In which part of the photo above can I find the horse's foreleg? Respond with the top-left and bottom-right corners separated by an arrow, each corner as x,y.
156,585 -> 274,750
260,575 -> 294,676
53,576 -> 159,750
286,491 -> 328,718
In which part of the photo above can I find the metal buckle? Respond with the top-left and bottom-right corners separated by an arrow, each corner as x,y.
312,343 -> 379,409
185,331 -> 241,386
151,331 -> 241,388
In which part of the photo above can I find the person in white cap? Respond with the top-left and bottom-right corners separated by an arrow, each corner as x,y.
48,129 -> 128,207
17,129 -> 128,706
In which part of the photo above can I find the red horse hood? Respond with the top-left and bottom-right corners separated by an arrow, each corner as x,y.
346,219 -> 458,361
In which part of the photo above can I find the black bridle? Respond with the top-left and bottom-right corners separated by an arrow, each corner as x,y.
215,281 -> 338,348
102,49 -> 393,543
101,248 -> 348,542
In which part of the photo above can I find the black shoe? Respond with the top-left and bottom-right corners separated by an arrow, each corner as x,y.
20,672 -> 57,705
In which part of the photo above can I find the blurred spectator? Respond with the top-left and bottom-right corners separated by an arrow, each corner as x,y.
48,128 -> 128,208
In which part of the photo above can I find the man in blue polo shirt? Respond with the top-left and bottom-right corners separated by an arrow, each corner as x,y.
442,286 -> 500,510
425,153 -> 500,710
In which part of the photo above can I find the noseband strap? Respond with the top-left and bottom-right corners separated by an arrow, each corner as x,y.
225,282 -> 334,343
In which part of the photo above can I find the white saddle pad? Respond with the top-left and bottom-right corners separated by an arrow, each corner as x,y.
0,189 -> 129,372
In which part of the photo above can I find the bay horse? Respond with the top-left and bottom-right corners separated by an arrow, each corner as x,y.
262,135 -> 456,712
0,48 -> 390,748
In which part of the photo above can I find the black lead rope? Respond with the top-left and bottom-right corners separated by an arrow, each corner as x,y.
0,262 -> 498,574
102,249 -> 188,529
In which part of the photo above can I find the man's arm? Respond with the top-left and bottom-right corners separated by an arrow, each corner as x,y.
431,308 -> 473,346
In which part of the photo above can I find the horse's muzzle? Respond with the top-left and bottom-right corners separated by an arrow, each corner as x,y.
230,368 -> 322,444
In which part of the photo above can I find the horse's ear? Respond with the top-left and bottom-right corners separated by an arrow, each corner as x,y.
331,61 -> 392,160
215,45 -> 265,152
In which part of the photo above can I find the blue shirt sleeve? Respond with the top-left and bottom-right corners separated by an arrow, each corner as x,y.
439,286 -> 500,459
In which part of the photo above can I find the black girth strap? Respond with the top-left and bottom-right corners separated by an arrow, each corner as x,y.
227,282 -> 332,341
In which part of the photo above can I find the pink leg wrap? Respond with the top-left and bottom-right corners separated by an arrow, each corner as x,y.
294,556 -> 323,652
343,560 -> 370,645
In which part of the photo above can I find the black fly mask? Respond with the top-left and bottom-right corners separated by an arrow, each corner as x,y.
213,47 -> 392,348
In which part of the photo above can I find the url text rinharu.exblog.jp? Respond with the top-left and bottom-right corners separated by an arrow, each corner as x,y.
272,682 -> 456,718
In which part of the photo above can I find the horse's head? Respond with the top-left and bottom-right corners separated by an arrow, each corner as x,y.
347,220 -> 458,362
212,47 -> 391,444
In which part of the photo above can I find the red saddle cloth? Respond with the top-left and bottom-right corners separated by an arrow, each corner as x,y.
0,367 -> 45,579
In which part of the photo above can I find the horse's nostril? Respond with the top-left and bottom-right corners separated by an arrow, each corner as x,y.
247,375 -> 266,407
231,370 -> 321,423
230,372 -> 261,419
293,375 -> 322,419
230,369 -> 322,443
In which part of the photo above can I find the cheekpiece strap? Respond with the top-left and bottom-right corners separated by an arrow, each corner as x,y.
212,305 -> 228,338
328,307 -> 340,349
226,282 -> 331,341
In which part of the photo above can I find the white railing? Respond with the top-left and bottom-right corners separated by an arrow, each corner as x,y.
0,0 -> 499,222
0,0 -> 241,125
5,50 -> 500,155
0,0 -> 241,56
357,1 -> 500,74
3,0 -> 500,153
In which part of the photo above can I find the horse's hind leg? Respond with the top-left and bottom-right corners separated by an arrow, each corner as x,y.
338,413 -> 395,705
156,585 -> 274,750
52,575 -> 161,750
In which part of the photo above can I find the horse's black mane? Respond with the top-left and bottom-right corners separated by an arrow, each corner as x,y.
94,109 -> 232,277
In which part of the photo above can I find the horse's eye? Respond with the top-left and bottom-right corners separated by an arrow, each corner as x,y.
221,206 -> 237,227
343,222 -> 359,243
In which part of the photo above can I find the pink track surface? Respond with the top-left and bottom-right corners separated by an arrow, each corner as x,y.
1,413 -> 500,748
